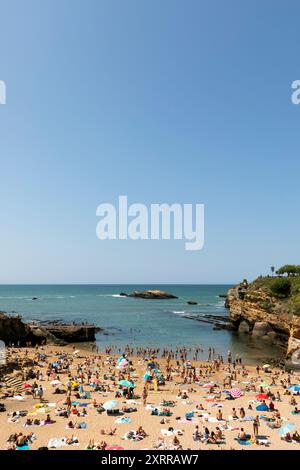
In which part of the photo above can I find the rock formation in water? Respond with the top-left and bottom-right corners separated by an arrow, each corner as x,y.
128,290 -> 178,299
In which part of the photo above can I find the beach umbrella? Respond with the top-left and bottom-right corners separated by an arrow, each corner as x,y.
52,363 -> 60,367
120,362 -> 128,367
203,382 -> 215,389
117,359 -> 128,369
256,393 -> 268,400
278,423 -> 295,437
144,373 -> 152,381
103,400 -> 118,410
230,388 -> 242,398
73,350 -> 80,355
256,404 -> 269,411
50,380 -> 61,386
118,380 -> 135,388
22,383 -> 31,389
262,364 -> 271,369
289,385 -> 300,393
117,356 -> 125,363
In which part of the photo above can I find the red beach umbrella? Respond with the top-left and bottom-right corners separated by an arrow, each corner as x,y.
256,393 -> 268,400
22,383 -> 31,389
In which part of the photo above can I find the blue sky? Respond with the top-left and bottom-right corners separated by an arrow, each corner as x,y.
0,0 -> 299,284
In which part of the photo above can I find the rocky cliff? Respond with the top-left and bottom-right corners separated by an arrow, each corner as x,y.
0,312 -> 100,346
0,312 -> 39,345
226,278 -> 300,362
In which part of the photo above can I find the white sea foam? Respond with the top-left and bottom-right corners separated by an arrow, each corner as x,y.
96,294 -> 121,297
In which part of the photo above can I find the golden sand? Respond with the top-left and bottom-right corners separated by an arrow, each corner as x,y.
0,345 -> 300,450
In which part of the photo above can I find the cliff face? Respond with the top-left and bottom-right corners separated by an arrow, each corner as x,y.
226,281 -> 300,360
0,312 -> 39,345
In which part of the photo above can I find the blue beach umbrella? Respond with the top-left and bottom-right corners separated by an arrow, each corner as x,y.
278,423 -> 295,437
256,404 -> 269,411
144,373 -> 152,381
118,380 -> 135,388
289,385 -> 300,392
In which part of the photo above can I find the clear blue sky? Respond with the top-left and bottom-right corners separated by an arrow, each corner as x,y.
0,0 -> 299,284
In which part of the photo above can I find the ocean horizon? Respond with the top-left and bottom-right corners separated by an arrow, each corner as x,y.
0,284 -> 283,364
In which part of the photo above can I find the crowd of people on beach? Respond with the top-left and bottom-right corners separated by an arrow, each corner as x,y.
0,343 -> 300,450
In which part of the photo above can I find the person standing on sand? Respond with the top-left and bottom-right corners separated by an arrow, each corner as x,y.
37,385 -> 43,402
142,386 -> 148,406
253,416 -> 260,436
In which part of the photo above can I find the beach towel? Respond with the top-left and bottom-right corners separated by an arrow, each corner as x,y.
207,417 -> 226,423
161,429 -> 183,437
115,417 -> 131,423
48,437 -> 79,448
180,417 -> 198,424
16,444 -> 30,450
236,438 -> 251,446
77,422 -> 87,429
48,438 -> 67,448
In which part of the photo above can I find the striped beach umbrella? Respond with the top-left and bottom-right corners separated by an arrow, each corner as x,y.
5,375 -> 23,393
230,388 -> 242,398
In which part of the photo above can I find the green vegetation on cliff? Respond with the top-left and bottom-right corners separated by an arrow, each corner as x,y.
248,269 -> 300,316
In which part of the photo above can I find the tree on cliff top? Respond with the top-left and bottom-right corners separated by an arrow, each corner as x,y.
276,265 -> 300,277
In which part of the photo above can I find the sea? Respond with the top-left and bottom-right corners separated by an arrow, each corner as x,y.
0,284 -> 283,364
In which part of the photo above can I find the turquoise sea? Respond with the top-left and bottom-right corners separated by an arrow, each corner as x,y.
0,284 -> 283,363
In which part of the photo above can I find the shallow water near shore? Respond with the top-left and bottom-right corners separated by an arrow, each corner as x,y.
0,284 -> 285,364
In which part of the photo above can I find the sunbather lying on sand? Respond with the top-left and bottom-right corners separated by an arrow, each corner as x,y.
100,427 -> 117,436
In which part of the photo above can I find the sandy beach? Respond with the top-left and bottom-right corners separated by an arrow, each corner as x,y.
0,345 -> 300,451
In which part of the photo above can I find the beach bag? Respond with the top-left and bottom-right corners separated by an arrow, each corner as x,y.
107,409 -> 120,416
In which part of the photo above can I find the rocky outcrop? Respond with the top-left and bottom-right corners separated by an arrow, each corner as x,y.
0,312 -> 40,346
28,321 -> 101,343
0,312 -> 100,346
226,281 -> 300,361
128,290 -> 178,299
